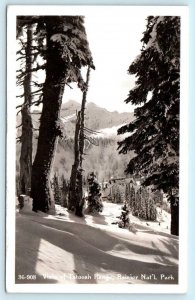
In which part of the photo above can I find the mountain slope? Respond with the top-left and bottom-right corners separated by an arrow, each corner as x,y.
16,100 -> 135,182
59,100 -> 134,137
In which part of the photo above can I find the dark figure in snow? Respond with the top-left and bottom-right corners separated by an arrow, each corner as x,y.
87,172 -> 103,213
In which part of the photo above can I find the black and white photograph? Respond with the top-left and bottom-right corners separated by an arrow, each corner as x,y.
6,5 -> 188,293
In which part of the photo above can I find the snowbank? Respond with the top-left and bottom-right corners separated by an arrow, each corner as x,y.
15,202 -> 178,285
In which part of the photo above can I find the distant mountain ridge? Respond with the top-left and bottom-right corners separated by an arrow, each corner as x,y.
18,100 -> 134,137
16,100 -> 134,181
59,100 -> 134,137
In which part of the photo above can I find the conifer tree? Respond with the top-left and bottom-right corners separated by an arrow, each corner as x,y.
148,195 -> 157,221
116,185 -> 122,203
16,22 -> 43,196
69,111 -> 81,211
17,24 -> 33,196
76,66 -> 91,215
136,188 -> 141,217
69,66 -> 92,215
17,16 -> 94,212
53,173 -> 61,204
118,202 -> 130,228
145,190 -> 150,220
118,17 -> 180,235
141,188 -> 149,219
60,174 -> 68,207
87,172 -> 103,213
130,185 -> 136,214
125,183 -> 131,206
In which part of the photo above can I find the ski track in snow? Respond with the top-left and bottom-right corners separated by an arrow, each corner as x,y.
15,202 -> 178,285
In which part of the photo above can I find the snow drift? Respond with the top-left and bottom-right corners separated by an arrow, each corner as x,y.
15,202 -> 178,284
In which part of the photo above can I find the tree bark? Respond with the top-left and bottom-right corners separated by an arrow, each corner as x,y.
31,20 -> 66,212
79,66 -> 91,168
75,66 -> 91,216
68,111 -> 81,210
19,25 -> 33,195
68,67 -> 91,214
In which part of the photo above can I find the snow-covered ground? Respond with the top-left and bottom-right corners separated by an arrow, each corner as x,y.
15,201 -> 178,285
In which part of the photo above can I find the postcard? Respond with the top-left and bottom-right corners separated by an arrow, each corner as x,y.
6,5 -> 188,293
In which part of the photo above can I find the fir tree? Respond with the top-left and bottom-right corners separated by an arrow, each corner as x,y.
53,173 -> 61,204
140,188 -> 147,219
68,111 -> 81,211
125,183 -> 131,206
69,66 -> 92,215
115,185 -> 122,203
16,21 -> 44,196
60,174 -> 68,208
134,187 -> 141,217
145,190 -> 150,220
17,24 -> 33,196
17,16 -> 94,212
118,17 -> 180,235
148,197 -> 157,221
129,185 -> 136,214
87,172 -> 103,213
118,202 -> 130,228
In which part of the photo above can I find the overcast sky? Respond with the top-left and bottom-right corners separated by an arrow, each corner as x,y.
62,14 -> 147,113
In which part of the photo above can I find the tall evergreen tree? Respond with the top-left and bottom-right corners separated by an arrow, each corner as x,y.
77,66 -> 91,214
118,17 -> 180,235
87,172 -> 103,213
129,184 -> 136,214
125,183 -> 131,206
69,111 -> 81,211
18,16 -> 94,212
53,173 -> 61,204
69,66 -> 92,215
18,24 -> 33,196
118,202 -> 130,229
16,19 -> 45,195
60,174 -> 68,207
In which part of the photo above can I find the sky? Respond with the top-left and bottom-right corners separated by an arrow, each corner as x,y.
62,14 -> 147,113
16,12 -> 147,113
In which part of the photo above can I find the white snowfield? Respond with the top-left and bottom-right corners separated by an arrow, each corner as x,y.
89,123 -> 130,139
15,201 -> 178,285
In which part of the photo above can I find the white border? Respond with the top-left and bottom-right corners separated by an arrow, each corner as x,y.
6,5 -> 189,294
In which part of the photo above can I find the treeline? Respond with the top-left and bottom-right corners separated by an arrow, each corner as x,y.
108,181 -> 161,222
125,185 -> 157,221
16,136 -> 133,182
58,137 -> 133,181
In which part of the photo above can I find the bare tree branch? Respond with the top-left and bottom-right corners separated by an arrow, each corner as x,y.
16,64 -> 46,78
16,136 -> 22,143
16,123 -> 23,129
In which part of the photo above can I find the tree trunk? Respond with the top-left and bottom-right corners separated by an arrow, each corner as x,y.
19,25 -> 33,196
20,107 -> 33,195
170,194 -> 179,236
31,20 -> 67,212
75,66 -> 91,216
68,67 -> 91,215
79,66 -> 91,168
68,111 -> 81,210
